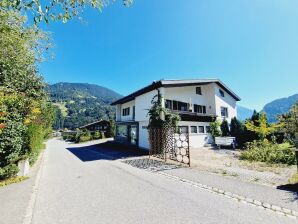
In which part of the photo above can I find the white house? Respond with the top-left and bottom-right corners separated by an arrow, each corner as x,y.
111,79 -> 241,149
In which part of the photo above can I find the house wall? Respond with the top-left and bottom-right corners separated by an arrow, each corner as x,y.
135,88 -> 163,122
138,121 -> 150,149
164,84 -> 216,115
178,121 -> 213,148
214,84 -> 237,122
119,100 -> 135,122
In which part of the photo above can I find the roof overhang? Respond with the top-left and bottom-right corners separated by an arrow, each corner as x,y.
111,79 -> 241,106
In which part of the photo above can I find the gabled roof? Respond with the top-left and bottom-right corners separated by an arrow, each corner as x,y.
79,120 -> 110,129
111,79 -> 241,105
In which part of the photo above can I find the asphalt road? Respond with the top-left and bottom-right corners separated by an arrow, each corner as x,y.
30,139 -> 295,224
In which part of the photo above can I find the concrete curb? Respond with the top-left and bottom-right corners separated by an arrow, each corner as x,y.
22,148 -> 46,224
153,171 -> 298,220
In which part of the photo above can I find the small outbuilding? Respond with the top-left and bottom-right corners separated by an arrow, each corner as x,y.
79,120 -> 111,136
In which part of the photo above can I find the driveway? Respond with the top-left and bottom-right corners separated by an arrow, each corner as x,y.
4,139 -> 296,224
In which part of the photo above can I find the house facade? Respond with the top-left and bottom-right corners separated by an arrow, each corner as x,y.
111,79 -> 241,149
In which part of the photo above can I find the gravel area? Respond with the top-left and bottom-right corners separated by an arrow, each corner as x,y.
190,147 -> 297,186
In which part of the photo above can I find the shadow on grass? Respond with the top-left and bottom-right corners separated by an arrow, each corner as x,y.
66,141 -> 148,162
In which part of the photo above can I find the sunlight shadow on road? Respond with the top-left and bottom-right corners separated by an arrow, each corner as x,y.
66,141 -> 148,162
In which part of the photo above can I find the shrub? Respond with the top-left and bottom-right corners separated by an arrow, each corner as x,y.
0,164 -> 19,181
93,131 -> 102,139
220,119 -> 230,136
240,140 -> 296,165
0,117 -> 26,169
25,124 -> 44,165
210,121 -> 222,138
76,130 -> 92,143
62,132 -> 76,141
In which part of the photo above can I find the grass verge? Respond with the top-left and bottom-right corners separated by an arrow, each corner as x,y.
288,173 -> 298,184
0,176 -> 29,187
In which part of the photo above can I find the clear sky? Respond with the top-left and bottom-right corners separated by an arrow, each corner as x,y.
40,0 -> 298,111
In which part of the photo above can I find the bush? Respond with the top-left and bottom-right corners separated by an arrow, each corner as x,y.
240,141 -> 296,165
26,124 -> 44,165
0,117 -> 26,169
220,119 -> 230,136
93,131 -> 102,140
0,164 -> 19,181
62,132 -> 76,141
210,121 -> 222,138
76,130 -> 92,143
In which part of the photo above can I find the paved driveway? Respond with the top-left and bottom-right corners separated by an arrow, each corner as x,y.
27,139 -> 295,224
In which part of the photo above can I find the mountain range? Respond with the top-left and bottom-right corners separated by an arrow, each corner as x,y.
237,94 -> 298,122
262,94 -> 298,123
49,82 -> 122,130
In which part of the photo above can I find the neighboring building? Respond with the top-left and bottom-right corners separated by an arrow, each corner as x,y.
79,120 -> 110,136
111,79 -> 241,149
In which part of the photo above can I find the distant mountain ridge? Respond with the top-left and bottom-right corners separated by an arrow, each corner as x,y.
237,105 -> 254,121
49,82 -> 122,130
262,93 -> 298,123
50,82 -> 122,103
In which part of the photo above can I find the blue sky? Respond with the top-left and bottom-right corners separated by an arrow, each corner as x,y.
40,0 -> 298,110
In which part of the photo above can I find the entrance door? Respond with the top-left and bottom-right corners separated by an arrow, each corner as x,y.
129,125 -> 138,145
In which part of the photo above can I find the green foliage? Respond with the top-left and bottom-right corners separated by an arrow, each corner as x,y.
0,11 -> 54,180
240,141 -> 296,165
49,83 -> 120,130
230,117 -> 246,147
0,115 -> 26,168
0,164 -> 19,180
147,90 -> 180,128
93,131 -> 102,140
245,113 -> 282,141
25,124 -> 44,165
220,119 -> 230,136
210,121 -> 222,138
106,119 -> 116,138
78,130 -> 92,143
0,0 -> 133,25
0,176 -> 28,187
279,102 -> 298,148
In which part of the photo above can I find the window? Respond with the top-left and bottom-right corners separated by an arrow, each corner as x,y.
172,100 -> 188,111
132,106 -> 135,119
178,101 -> 188,111
206,126 -> 211,133
191,126 -> 197,133
196,87 -> 202,95
117,125 -> 128,137
179,126 -> 188,134
219,89 -> 225,97
122,107 -> 130,116
194,104 -> 206,114
221,107 -> 228,117
165,100 -> 173,110
198,126 -> 205,133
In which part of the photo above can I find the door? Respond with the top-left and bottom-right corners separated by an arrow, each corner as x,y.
129,125 -> 138,145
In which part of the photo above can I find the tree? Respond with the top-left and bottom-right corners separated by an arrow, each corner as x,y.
210,121 -> 222,138
230,117 -> 245,147
0,0 -> 133,24
220,119 -> 230,136
245,113 -> 282,141
279,102 -> 298,147
147,90 -> 180,129
0,11 -> 55,179
0,11 -> 50,99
